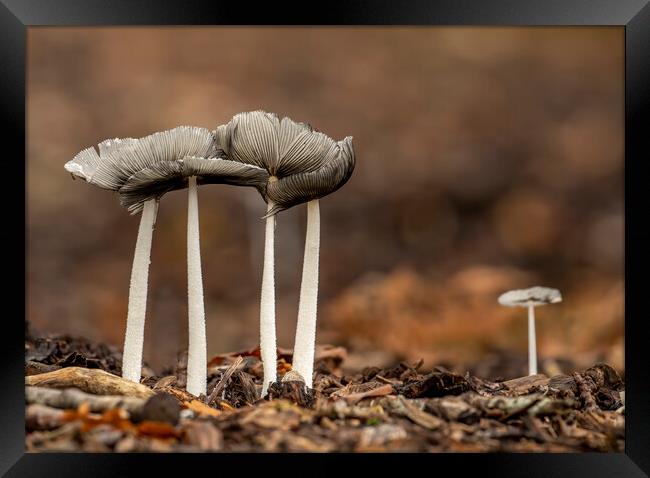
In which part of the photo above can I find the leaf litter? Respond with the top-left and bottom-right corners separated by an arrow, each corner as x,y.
24,331 -> 624,452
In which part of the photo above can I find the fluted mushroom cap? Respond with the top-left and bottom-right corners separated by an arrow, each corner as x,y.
264,136 -> 355,216
215,111 -> 356,216
65,126 -> 216,190
119,157 -> 269,214
65,126 -> 269,214
65,137 -> 137,186
498,286 -> 563,307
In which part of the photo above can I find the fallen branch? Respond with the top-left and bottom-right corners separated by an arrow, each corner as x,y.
25,367 -> 155,399
26,386 -> 146,415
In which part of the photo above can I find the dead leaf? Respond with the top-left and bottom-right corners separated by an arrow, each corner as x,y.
335,383 -> 394,405
137,421 -> 179,439
183,400 -> 221,418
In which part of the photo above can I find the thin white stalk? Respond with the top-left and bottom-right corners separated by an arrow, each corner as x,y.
122,199 -> 158,383
291,199 -> 320,388
528,305 -> 537,375
260,200 -> 277,397
186,176 -> 207,396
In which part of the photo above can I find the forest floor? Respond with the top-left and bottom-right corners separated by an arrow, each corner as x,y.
24,329 -> 625,453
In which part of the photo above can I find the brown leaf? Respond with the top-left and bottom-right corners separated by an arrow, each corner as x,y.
137,421 -> 179,439
335,383 -> 394,405
184,399 -> 221,418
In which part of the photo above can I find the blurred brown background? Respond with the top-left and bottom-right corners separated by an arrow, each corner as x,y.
27,27 -> 624,379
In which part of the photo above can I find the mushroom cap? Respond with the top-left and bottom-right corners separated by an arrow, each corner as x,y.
64,137 -> 139,184
214,110 -> 356,216
65,126 -> 273,214
118,156 -> 269,215
498,286 -> 562,307
264,136 -> 355,216
65,126 -> 217,191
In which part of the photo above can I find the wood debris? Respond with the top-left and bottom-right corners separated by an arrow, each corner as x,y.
24,332 -> 625,453
26,367 -> 155,399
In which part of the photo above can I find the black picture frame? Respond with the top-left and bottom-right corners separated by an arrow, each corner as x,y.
4,0 -> 649,475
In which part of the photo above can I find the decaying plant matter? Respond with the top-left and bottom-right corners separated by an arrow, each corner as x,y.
25,331 -> 624,453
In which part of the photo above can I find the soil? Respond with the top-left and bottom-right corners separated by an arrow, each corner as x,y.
24,327 -> 625,453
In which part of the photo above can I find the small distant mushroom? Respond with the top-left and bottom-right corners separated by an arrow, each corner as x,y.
65,126 -> 267,396
214,111 -> 355,395
498,286 -> 562,375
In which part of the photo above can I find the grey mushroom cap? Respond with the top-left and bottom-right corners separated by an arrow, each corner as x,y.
65,126 -> 217,191
264,136 -> 355,216
498,286 -> 563,307
65,125 -> 271,214
214,110 -> 356,216
64,137 -> 139,186
215,111 -> 337,177
118,156 -> 270,215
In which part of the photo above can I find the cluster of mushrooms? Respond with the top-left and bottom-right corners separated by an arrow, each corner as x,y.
66,109 -> 565,398
65,111 -> 355,398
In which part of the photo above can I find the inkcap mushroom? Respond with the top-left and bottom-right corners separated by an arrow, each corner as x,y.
65,126 -> 267,396
214,111 -> 355,395
498,286 -> 562,375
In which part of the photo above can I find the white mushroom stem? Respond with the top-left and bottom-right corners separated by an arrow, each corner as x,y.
122,199 -> 158,383
260,199 -> 277,397
291,199 -> 320,388
528,304 -> 537,375
186,176 -> 207,396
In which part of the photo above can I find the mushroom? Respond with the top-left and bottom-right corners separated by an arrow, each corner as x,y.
65,127 -> 267,396
267,137 -> 355,389
121,159 -> 266,397
214,111 -> 355,395
497,286 -> 562,375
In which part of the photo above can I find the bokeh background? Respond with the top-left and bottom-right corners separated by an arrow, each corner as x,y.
27,27 -> 624,379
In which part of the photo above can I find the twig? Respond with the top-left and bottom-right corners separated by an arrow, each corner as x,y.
207,356 -> 244,405
26,386 -> 146,415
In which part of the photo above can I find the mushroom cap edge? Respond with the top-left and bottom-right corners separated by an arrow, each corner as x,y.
497,286 -> 562,307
